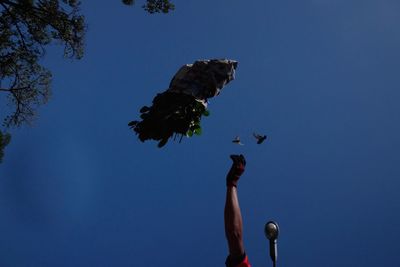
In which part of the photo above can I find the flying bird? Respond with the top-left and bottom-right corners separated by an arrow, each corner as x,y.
253,133 -> 267,144
232,136 -> 244,145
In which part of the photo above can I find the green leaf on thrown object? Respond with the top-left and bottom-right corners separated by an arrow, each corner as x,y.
202,110 -> 210,116
128,121 -> 138,127
140,113 -> 149,119
191,124 -> 200,130
194,127 -> 202,135
140,106 -> 150,113
187,130 -> 193,137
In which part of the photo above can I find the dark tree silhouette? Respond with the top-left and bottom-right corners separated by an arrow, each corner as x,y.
0,130 -> 11,163
122,0 -> 175,14
0,0 -> 85,164
0,0 -> 173,162
0,0 -> 85,127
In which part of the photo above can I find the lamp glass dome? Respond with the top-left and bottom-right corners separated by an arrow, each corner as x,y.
265,221 -> 279,240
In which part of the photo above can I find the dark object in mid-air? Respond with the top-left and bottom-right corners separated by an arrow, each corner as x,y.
232,136 -> 244,145
129,59 -> 238,148
253,133 -> 267,144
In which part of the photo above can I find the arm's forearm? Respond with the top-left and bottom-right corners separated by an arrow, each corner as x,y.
224,186 -> 244,256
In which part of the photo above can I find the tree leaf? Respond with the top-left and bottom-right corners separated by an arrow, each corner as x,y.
194,127 -> 202,135
202,109 -> 210,116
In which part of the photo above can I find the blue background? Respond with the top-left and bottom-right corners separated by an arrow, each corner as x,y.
1,0 -> 400,266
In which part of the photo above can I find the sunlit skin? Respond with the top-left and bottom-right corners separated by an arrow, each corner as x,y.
224,154 -> 250,266
225,185 -> 245,257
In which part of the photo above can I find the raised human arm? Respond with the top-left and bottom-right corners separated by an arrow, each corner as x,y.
224,155 -> 246,260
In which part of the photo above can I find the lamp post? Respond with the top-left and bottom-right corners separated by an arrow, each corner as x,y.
264,221 -> 279,267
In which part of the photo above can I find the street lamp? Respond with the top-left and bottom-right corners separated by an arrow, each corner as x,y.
264,221 -> 280,267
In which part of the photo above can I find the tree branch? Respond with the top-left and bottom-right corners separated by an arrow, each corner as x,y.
0,86 -> 29,92
0,2 -> 29,50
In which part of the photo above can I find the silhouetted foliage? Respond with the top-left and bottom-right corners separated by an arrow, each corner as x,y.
129,59 -> 237,148
129,92 -> 208,148
0,130 -> 11,163
0,1 -> 175,162
122,0 -> 175,14
0,0 -> 85,127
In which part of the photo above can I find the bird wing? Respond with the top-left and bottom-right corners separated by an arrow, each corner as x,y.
232,136 -> 244,145
253,133 -> 262,139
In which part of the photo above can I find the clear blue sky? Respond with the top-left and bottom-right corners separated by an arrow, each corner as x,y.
1,0 -> 400,266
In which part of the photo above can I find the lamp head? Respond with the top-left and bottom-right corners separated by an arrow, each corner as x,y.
264,221 -> 279,241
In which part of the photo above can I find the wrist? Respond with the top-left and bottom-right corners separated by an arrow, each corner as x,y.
226,180 -> 238,187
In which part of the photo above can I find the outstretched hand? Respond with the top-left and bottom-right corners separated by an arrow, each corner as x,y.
230,154 -> 246,166
227,154 -> 246,187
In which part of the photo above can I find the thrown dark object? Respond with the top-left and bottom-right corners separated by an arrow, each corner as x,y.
232,136 -> 244,145
129,59 -> 238,147
253,133 -> 267,144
